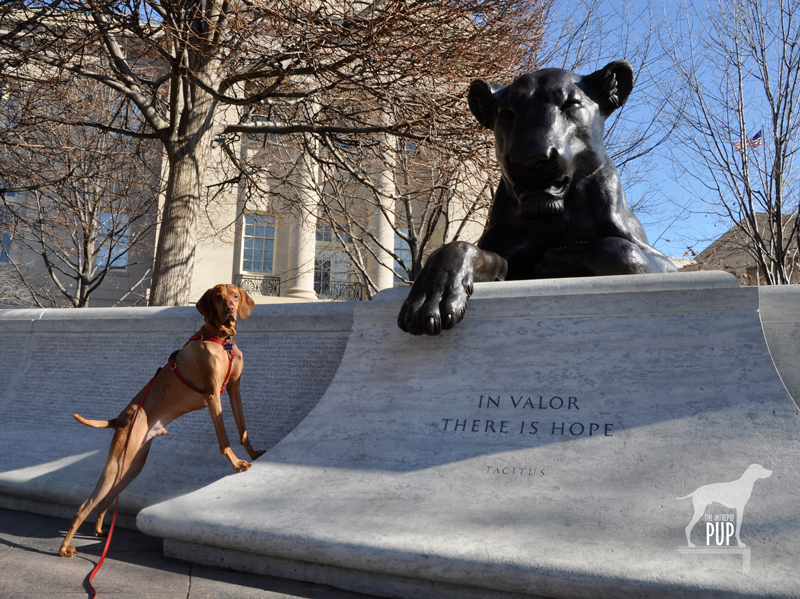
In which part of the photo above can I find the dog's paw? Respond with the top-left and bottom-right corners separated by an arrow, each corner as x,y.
233,459 -> 252,472
59,545 -> 77,557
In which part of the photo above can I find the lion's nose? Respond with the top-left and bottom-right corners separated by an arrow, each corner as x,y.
508,147 -> 565,172
509,151 -> 553,168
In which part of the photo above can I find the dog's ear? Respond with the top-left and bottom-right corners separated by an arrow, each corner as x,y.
237,287 -> 255,320
582,60 -> 634,117
468,80 -> 508,130
196,288 -> 215,318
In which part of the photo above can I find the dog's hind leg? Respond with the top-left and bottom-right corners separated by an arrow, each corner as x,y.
93,440 -> 154,536
59,416 -> 149,557
684,497 -> 705,548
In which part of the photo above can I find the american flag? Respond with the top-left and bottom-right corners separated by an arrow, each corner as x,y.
734,130 -> 763,151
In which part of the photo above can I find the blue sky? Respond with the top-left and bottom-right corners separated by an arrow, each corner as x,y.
538,0 -> 734,259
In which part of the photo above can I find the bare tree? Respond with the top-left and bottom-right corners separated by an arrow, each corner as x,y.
302,0 -> 683,299
300,134 -> 496,298
0,0 -> 548,305
0,75 -> 159,307
662,0 -> 800,284
191,0 -> 549,299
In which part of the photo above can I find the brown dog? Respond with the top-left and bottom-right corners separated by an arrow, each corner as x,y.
59,284 -> 265,557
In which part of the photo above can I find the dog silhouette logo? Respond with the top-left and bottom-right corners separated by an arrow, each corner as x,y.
677,464 -> 772,548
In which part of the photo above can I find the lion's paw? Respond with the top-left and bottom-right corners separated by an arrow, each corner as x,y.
398,272 -> 471,336
397,242 -> 488,336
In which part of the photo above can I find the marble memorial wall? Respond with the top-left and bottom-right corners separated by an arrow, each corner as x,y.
139,275 -> 800,599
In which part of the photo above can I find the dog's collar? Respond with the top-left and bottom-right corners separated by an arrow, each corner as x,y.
189,333 -> 234,344
189,334 -> 235,359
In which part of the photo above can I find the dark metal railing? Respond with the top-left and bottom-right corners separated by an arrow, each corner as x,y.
315,281 -> 364,301
234,274 -> 281,297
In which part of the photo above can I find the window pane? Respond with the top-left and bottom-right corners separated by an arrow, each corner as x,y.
242,213 -> 275,274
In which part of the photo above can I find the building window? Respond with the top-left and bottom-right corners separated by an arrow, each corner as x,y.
242,213 -> 275,273
397,138 -> 417,156
95,210 -> 129,270
315,220 -> 350,245
314,221 -> 359,299
394,228 -> 412,283
314,248 -> 354,295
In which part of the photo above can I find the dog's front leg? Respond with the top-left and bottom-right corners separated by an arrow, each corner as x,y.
226,376 -> 265,461
206,391 -> 252,472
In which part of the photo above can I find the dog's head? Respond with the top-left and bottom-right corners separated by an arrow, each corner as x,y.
468,60 -> 633,219
196,284 -> 255,336
746,463 -> 773,480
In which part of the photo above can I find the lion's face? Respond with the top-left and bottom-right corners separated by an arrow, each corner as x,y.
468,62 -> 633,220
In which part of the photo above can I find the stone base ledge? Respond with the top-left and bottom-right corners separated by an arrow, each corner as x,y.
0,495 -> 137,530
164,539 -> 550,599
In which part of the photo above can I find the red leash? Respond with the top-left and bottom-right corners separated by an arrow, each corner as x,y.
85,372 -> 157,599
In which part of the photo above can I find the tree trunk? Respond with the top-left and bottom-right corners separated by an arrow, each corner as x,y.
149,76 -> 218,306
149,146 -> 208,305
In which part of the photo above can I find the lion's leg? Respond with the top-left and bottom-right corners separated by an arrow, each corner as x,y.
398,242 -> 507,336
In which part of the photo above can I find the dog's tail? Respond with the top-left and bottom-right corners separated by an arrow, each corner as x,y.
73,413 -> 117,429
675,493 -> 693,500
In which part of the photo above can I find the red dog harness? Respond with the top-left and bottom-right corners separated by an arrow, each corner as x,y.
168,334 -> 236,395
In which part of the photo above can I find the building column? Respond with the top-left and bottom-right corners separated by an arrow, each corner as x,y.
371,131 -> 397,291
285,154 -> 319,300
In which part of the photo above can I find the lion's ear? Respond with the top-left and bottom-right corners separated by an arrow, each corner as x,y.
582,60 -> 634,117
468,80 -> 508,130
